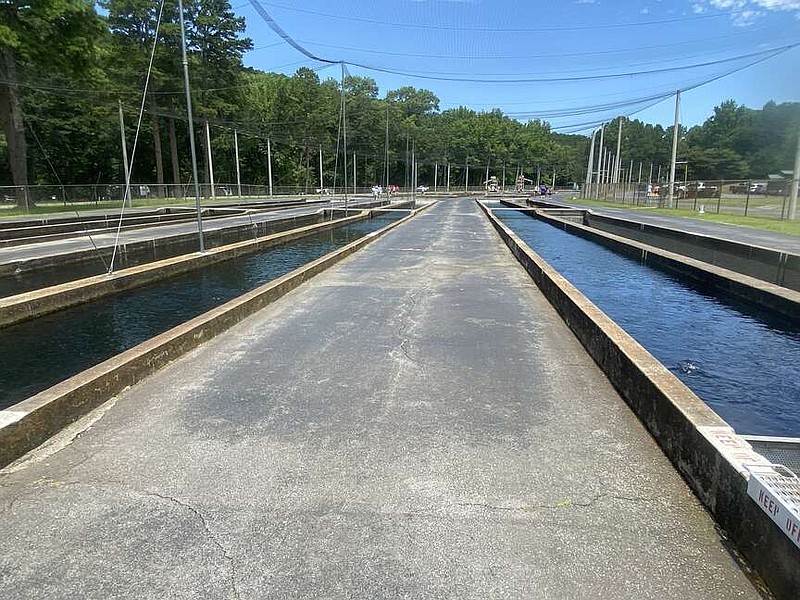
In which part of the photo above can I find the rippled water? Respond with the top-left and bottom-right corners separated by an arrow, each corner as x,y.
0,213 -> 405,409
496,209 -> 800,437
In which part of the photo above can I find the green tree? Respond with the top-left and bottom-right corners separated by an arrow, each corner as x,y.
0,0 -> 105,200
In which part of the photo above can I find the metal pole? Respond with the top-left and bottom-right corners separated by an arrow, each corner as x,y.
267,137 -> 273,198
597,124 -> 605,198
319,145 -> 323,191
405,136 -> 409,190
353,151 -> 357,195
502,161 -> 506,193
412,139 -> 416,202
178,0 -> 204,252
341,62 -> 348,209
384,102 -> 390,189
614,119 -> 623,184
789,127 -> 800,220
584,129 -> 596,199
446,162 -> 451,193
118,100 -> 132,208
434,162 -> 438,192
465,160 -> 469,193
234,129 -> 242,198
668,90 -> 681,209
205,120 -> 215,200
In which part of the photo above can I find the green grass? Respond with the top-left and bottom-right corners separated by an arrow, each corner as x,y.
569,197 -> 800,237
654,208 -> 800,236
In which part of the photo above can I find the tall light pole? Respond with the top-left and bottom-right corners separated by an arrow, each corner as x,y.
668,90 -> 681,209
789,128 -> 799,220
584,128 -> 596,199
178,0 -> 204,252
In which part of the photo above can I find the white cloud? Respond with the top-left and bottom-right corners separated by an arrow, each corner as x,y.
641,6 -> 651,14
696,0 -> 800,22
574,0 -> 597,4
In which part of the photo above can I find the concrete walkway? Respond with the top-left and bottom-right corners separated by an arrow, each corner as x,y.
0,198 -> 759,598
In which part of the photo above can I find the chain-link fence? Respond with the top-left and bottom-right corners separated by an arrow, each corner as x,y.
584,178 -> 799,220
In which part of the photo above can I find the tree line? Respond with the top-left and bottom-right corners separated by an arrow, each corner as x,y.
1,1 -> 798,206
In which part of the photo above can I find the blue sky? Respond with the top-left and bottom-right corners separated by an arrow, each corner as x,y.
231,0 -> 800,133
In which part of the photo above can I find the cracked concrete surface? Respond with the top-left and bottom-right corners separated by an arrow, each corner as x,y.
0,198 -> 762,599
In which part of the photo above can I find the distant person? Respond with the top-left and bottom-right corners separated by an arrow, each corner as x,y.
540,184 -> 547,196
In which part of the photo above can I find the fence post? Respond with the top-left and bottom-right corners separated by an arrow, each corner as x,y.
744,180 -> 751,216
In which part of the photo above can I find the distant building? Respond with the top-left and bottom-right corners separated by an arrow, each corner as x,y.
766,170 -> 795,195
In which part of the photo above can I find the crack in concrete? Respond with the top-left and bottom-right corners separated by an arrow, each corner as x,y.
457,493 -> 660,514
389,283 -> 432,377
146,492 -> 240,600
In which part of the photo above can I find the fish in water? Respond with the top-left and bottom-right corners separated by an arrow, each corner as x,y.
676,360 -> 700,374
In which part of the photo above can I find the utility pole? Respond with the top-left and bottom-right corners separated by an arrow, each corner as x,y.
319,145 -> 323,192
434,162 -> 438,192
341,62 -> 348,209
597,124 -> 605,198
614,119 -> 623,184
465,159 -> 469,193
502,161 -> 506,193
234,129 -> 242,198
384,102 -> 390,189
118,101 -> 132,209
446,162 -> 451,193
267,137 -> 273,198
178,0 -> 203,252
789,128 -> 799,220
584,128 -> 596,199
353,151 -> 357,195
612,118 -> 623,201
412,139 -> 417,202
205,120 -> 215,200
668,90 -> 681,209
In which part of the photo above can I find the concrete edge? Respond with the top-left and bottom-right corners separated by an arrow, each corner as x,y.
479,201 -> 800,599
0,211 -> 371,328
0,203 -> 432,470
534,208 -> 800,323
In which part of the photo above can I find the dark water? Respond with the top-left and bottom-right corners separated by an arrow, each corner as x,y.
0,213 -> 325,299
0,212 -> 406,409
495,209 -> 800,437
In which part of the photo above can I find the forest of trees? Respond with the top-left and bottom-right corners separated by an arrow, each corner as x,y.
1,1 -> 799,205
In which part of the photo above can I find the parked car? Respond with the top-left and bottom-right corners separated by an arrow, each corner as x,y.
683,181 -> 718,198
730,182 -> 766,194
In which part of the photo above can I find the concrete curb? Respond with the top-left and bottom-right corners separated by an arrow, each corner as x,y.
0,203 -> 430,470
0,211 -> 369,328
480,201 -> 800,599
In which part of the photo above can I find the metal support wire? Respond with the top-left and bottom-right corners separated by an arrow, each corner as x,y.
108,0 -> 167,274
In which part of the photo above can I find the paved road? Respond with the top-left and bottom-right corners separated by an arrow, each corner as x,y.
0,198 -> 759,598
555,194 -> 800,254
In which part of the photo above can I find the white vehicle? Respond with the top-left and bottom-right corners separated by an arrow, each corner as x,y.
416,185 -> 429,193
